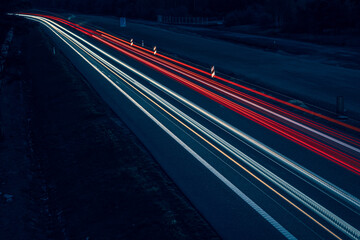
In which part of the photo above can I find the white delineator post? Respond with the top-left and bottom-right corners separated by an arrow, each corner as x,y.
336,96 -> 347,119
120,17 -> 126,27
130,38 -> 133,46
211,66 -> 215,78
153,46 -> 157,55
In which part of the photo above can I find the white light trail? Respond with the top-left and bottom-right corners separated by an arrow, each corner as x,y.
21,14 -> 297,239
18,14 -> 360,240
29,13 -> 360,215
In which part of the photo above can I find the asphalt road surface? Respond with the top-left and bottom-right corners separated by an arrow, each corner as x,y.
14,13 -> 360,240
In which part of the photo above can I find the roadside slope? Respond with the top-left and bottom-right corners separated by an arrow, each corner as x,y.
1,21 -> 219,239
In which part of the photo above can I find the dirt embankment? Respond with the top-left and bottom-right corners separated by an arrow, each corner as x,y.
0,20 -> 219,240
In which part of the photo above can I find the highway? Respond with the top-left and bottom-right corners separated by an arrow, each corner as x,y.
15,13 -> 360,239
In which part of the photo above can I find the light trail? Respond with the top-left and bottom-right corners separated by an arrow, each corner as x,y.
23,13 -> 360,161
88,35 -> 360,175
23,15 -> 297,240
54,19 -> 360,240
50,16 -> 360,166
18,14 -> 360,239
29,13 -> 360,213
19,14 -> 360,141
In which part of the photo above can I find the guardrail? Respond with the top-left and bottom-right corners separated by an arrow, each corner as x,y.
157,15 -> 223,25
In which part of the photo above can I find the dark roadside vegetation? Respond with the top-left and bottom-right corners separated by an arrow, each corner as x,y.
31,0 -> 360,47
0,15 -> 219,240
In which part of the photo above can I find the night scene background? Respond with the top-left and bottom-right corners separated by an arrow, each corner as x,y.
0,1 -> 360,240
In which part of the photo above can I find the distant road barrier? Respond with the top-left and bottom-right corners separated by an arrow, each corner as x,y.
157,15 -> 223,26
120,17 -> 126,27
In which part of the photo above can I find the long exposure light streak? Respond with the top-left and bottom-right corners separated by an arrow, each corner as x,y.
32,15 -> 360,173
23,14 -> 297,240
19,13 -> 360,140
22,14 -> 360,157
18,14 -> 359,240
24,13 -> 360,211
89,34 -> 360,175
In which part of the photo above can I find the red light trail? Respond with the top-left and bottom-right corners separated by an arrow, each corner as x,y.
23,13 -> 360,175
